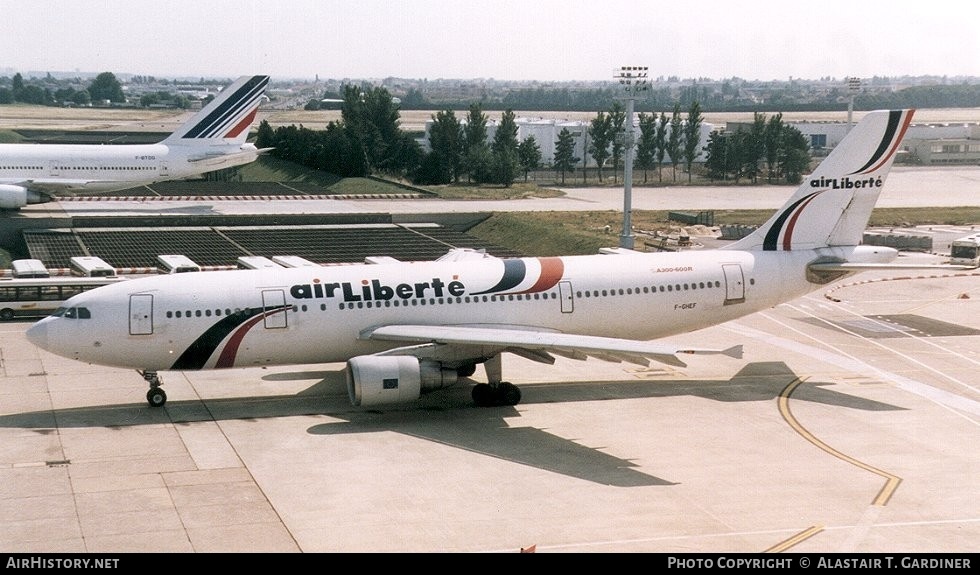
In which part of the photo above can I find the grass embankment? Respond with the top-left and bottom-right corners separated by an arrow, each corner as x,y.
467,208 -> 980,257
0,130 -> 25,143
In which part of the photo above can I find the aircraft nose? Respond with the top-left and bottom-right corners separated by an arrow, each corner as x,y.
25,320 -> 48,349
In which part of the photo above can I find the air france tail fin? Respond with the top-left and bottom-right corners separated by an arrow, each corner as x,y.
724,109 -> 915,252
162,75 -> 270,146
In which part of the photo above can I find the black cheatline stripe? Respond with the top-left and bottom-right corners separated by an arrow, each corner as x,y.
472,259 -> 526,295
184,76 -> 268,139
850,110 -> 902,175
170,307 -> 263,370
763,192 -> 819,251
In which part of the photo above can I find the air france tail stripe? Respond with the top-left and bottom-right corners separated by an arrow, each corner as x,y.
224,108 -> 259,139
189,75 -> 267,139
861,110 -> 914,175
184,76 -> 269,139
189,81 -> 266,139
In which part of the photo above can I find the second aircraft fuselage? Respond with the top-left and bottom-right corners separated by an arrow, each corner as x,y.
26,248 -> 857,372
0,141 -> 258,192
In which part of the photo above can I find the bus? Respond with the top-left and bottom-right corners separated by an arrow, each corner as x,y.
949,233 -> 980,266
0,276 -> 126,321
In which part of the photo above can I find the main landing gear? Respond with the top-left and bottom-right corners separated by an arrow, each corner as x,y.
470,354 -> 522,407
141,370 -> 167,407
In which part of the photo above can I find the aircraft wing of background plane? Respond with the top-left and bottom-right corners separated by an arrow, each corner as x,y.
364,324 -> 743,368
808,261 -> 979,272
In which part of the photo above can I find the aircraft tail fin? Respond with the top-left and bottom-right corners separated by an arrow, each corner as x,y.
162,75 -> 270,146
724,109 -> 915,252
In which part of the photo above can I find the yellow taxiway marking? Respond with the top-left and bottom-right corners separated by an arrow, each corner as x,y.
764,524 -> 824,553
780,378 -> 902,506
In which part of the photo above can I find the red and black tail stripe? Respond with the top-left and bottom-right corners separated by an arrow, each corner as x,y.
850,109 -> 912,175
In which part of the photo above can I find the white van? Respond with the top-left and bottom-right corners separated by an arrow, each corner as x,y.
10,259 -> 50,278
157,254 -> 202,274
69,256 -> 116,278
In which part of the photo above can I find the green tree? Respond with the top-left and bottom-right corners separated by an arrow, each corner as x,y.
466,143 -> 494,184
553,127 -> 577,185
764,113 -> 785,182
88,72 -> 125,103
463,103 -> 488,152
255,119 -> 275,149
635,113 -> 657,184
490,109 -> 519,187
682,101 -> 703,183
463,103 -> 489,182
426,109 -> 463,184
655,111 -> 669,182
71,90 -> 90,106
744,112 -> 767,183
666,104 -> 683,182
588,112 -> 613,182
18,85 -> 52,105
12,73 -> 24,99
340,84 -> 406,175
492,148 -> 519,187
492,109 -> 519,155
517,135 -> 542,182
779,126 -> 811,184
703,130 -> 727,181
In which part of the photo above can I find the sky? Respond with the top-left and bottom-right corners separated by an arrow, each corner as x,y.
1,0 -> 978,83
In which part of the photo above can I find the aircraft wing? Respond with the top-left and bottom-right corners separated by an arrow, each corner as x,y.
362,324 -> 743,368
809,262 -> 979,271
11,179 -> 102,193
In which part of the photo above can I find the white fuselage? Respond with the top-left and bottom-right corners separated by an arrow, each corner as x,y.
0,141 -> 258,193
25,248 -> 857,372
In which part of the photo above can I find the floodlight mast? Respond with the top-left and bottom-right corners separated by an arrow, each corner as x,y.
614,66 -> 648,249
847,77 -> 861,127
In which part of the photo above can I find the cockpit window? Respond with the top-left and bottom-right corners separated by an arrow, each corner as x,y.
52,306 -> 91,319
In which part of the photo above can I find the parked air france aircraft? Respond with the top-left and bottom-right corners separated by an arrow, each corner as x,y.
29,109 -> 931,409
0,75 -> 270,209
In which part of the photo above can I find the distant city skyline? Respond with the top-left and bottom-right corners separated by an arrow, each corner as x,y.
2,0 -> 978,83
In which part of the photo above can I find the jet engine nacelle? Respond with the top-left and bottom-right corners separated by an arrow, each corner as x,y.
345,356 -> 459,407
0,185 -> 48,209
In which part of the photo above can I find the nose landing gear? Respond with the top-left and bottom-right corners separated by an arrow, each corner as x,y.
140,370 -> 167,407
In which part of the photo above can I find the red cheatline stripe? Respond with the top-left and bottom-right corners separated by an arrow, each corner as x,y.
215,312 -> 270,368
521,257 -> 565,293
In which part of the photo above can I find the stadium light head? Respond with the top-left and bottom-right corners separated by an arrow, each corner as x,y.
614,66 -> 649,94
